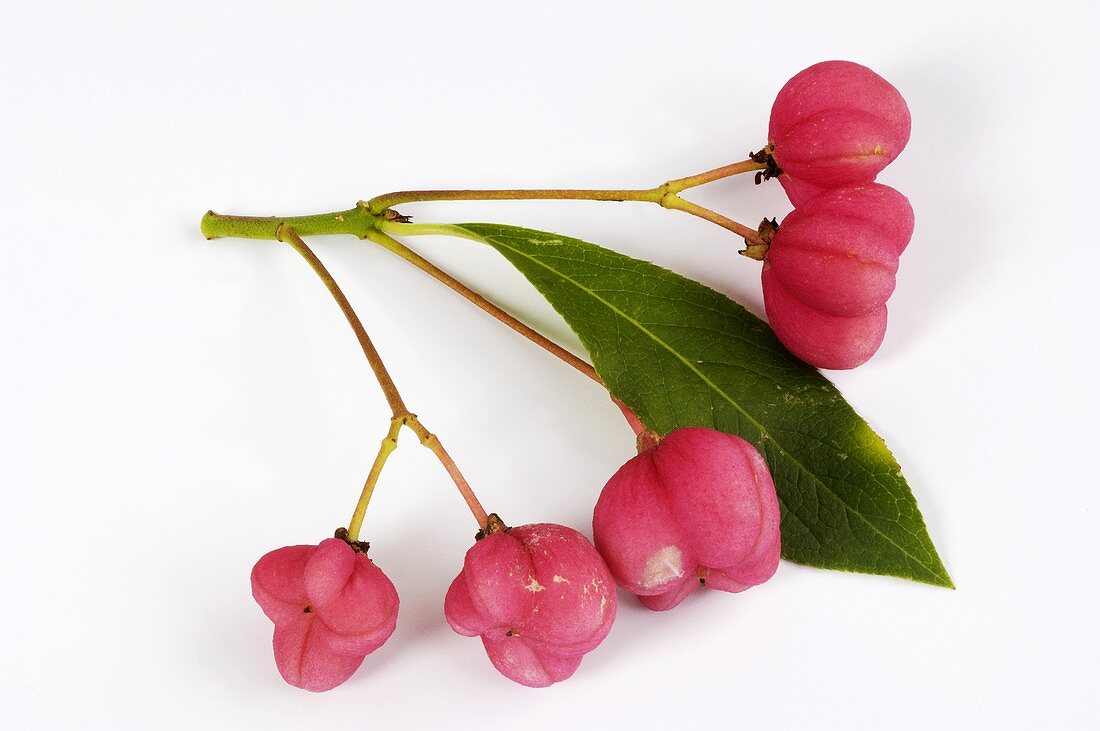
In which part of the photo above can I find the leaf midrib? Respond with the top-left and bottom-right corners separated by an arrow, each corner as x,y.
468,227 -> 946,584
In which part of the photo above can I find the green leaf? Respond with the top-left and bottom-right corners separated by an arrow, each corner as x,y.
453,222 -> 952,588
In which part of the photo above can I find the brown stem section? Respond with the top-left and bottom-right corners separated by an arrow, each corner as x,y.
660,195 -> 763,242
366,188 -> 661,213
662,158 -> 771,194
279,225 -> 409,418
279,225 -> 489,530
364,230 -> 659,443
614,399 -> 647,436
365,230 -> 601,385
363,158 -> 768,247
402,414 -> 489,529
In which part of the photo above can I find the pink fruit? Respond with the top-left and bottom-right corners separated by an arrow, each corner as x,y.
592,427 -> 781,611
445,520 -> 617,688
777,173 -> 824,207
769,60 -> 911,188
768,183 -> 913,316
762,265 -> 888,370
251,537 -> 399,692
761,183 -> 914,369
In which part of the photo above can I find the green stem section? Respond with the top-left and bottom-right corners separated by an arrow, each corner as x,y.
659,196 -> 761,242
346,417 -> 403,542
278,225 -> 489,532
202,207 -> 370,240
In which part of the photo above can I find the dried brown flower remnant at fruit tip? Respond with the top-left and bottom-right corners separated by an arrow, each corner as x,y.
750,145 -> 783,185
475,512 -> 509,540
334,526 -> 371,554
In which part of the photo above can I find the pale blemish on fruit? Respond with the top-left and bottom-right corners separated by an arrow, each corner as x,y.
642,545 -> 684,589
443,522 -> 618,687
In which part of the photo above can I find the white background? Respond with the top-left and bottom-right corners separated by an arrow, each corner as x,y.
2,1 -> 1097,728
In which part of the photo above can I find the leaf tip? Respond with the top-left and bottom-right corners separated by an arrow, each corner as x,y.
916,559 -> 955,590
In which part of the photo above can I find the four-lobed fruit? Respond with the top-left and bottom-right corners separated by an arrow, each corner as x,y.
592,427 -> 781,611
769,59 -> 911,202
251,537 -> 399,692
444,520 -> 617,687
762,183 -> 914,370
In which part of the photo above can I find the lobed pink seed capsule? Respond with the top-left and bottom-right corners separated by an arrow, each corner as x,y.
769,60 -> 911,189
767,183 -> 914,317
444,520 -> 616,688
592,427 -> 781,611
777,173 -> 825,207
762,265 -> 888,370
761,183 -> 914,369
251,537 -> 399,692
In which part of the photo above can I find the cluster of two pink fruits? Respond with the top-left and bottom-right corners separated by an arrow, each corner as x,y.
252,426 -> 781,690
762,61 -> 916,370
